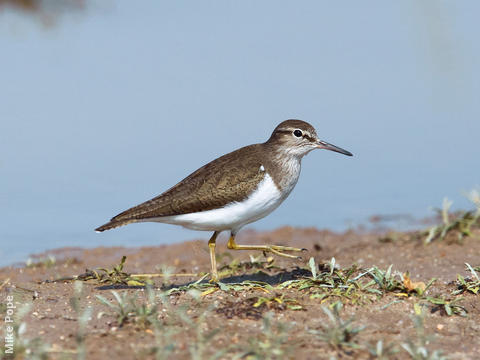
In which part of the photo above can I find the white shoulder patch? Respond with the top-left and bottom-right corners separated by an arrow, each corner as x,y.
259,165 -> 265,172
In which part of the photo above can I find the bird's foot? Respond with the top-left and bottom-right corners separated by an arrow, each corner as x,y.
227,235 -> 307,260
264,245 -> 305,259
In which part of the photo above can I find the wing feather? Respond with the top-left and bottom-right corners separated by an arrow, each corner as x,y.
99,144 -> 267,229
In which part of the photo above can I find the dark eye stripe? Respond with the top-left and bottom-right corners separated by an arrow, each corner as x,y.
275,128 -> 314,142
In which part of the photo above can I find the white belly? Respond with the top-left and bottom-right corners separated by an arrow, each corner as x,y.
147,173 -> 285,233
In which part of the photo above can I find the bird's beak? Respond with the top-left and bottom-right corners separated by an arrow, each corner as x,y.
316,140 -> 353,156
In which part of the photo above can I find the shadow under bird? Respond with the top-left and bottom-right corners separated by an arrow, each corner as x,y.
96,119 -> 353,281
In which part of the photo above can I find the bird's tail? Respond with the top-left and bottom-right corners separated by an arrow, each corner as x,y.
95,219 -> 136,232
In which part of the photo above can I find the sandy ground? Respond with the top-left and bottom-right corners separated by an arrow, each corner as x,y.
1,225 -> 479,359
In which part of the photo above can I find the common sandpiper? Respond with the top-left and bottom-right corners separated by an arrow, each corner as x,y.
96,119 -> 353,281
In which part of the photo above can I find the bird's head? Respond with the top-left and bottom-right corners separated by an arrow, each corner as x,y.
267,119 -> 353,158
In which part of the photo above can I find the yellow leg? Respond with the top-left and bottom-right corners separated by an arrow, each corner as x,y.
227,234 -> 305,259
208,231 -> 219,282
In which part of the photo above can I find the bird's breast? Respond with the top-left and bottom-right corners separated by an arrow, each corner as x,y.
268,156 -> 302,199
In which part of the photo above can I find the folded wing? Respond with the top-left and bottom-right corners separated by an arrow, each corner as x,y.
95,144 -> 266,231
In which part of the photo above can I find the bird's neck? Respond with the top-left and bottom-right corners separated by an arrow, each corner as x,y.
265,144 -> 302,197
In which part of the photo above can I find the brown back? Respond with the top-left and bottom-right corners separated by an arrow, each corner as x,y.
110,144 -> 268,222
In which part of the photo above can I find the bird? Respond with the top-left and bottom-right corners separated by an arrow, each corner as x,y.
95,119 -> 352,281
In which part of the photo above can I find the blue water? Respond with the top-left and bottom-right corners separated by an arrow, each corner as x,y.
1,1 -> 479,266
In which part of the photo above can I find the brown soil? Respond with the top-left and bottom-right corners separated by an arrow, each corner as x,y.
1,226 -> 479,359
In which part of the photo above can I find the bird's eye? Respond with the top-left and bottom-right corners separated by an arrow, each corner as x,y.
293,129 -> 303,137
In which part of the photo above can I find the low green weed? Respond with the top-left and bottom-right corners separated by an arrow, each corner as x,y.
96,287 -> 159,329
309,302 -> 365,350
453,263 -> 480,295
424,192 -> 480,244
70,281 -> 93,360
236,312 -> 293,360
423,296 -> 467,317
401,306 -> 447,360
365,339 -> 398,359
